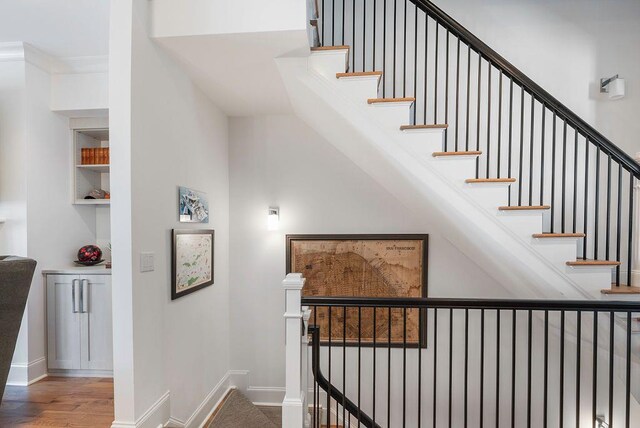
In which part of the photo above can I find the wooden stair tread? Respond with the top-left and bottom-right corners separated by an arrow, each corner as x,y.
601,285 -> 640,295
311,45 -> 350,52
368,97 -> 415,104
400,124 -> 448,130
432,151 -> 482,157
336,71 -> 382,78
499,205 -> 550,211
566,260 -> 621,266
533,233 -> 586,238
465,178 -> 516,183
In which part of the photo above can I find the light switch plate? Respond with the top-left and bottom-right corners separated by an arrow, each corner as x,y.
140,252 -> 155,272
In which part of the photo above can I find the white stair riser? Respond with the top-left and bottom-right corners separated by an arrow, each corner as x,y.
495,211 -> 544,240
430,157 -> 478,182
401,139 -> 448,162
530,238 -> 581,266
335,77 -> 380,101
565,267 -> 614,298
462,184 -> 510,210
399,131 -> 445,153
308,51 -> 348,78
367,103 -> 413,129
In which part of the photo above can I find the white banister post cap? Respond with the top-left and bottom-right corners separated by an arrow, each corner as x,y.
282,273 -> 306,289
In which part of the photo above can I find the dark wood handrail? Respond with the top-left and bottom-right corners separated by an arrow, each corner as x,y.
412,0 -> 640,178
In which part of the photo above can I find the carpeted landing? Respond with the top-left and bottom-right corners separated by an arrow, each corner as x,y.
205,389 -> 280,427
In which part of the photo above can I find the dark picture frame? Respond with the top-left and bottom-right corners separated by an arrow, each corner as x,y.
286,234 -> 428,348
171,229 -> 215,300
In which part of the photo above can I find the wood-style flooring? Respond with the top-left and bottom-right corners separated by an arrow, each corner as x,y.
0,377 -> 114,427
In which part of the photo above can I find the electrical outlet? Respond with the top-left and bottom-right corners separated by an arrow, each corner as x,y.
140,252 -> 155,272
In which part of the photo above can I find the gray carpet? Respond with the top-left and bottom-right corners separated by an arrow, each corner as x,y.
207,390 -> 278,428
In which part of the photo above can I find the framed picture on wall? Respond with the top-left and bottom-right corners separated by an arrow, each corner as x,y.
171,229 -> 214,300
286,234 -> 428,347
178,186 -> 209,223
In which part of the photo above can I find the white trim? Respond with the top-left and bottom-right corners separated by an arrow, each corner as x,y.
50,55 -> 109,74
6,357 -> 47,386
111,390 -> 170,428
0,42 -> 108,74
0,42 -> 26,62
245,386 -> 287,406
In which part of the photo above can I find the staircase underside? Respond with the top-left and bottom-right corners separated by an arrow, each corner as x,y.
277,47 -> 621,300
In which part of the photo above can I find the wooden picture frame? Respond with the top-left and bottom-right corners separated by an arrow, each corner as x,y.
286,234 -> 428,347
171,229 -> 214,300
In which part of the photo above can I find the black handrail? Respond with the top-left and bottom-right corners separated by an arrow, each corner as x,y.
303,296 -> 640,312
413,0 -> 640,178
309,326 -> 382,428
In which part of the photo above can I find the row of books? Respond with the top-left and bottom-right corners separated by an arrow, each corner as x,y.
81,148 -> 110,165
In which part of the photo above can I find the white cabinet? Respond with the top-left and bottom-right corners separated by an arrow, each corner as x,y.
46,274 -> 113,374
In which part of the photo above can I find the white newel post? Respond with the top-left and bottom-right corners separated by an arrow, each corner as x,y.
282,273 -> 309,427
633,153 -> 640,286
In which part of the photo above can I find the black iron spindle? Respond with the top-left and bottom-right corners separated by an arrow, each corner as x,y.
627,175 -> 634,286
595,147 -> 601,259
592,312 -> 598,428
527,310 -> 532,428
560,311 -> 565,428
583,141 -> 590,259
433,308 -> 438,428
576,311 -> 582,428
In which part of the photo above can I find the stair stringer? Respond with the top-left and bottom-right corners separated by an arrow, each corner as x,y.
276,54 -> 600,300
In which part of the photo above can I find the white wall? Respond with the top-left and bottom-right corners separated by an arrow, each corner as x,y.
109,0 -> 230,426
228,114 -> 510,401
0,44 -> 98,385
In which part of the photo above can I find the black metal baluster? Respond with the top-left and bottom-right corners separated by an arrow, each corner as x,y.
382,0 -> 386,96
616,166 -> 623,286
418,307 -> 423,428
342,306 -> 346,426
595,147 -> 601,259
508,79 -> 514,181
423,12 -> 428,124
480,309 -> 485,428
464,308 -> 469,428
576,311 -> 582,428
583,142 -> 590,259
449,308 -> 454,428
373,0 -> 377,71
497,71 -> 503,178
606,156 -> 612,261
455,38 -> 461,150
551,112 -> 557,232
358,307 -> 362,425
626,312 -> 632,428
627,175 -> 634,286
511,309 -> 517,427
540,104 -> 546,206
373,307 -> 377,425
486,63 -> 492,178
328,307 -> 332,427
332,0 -> 335,45
402,307 -> 407,427
465,45 -> 471,151
573,131 -> 579,233
544,311 -> 549,428
433,308 -> 438,428
444,30 -> 450,149
434,23 -> 439,123
341,0 -> 345,45
518,87 -> 525,205
609,311 -> 614,428
412,1 -> 417,124
362,0 -> 366,72
496,310 -> 501,428
476,54 -> 482,178
592,312 -> 598,428
527,310 -> 532,428
560,311 -> 565,428
393,0 -> 397,97
313,309 -> 318,428
528,95 -> 535,206
562,122 -> 568,233
402,0 -> 407,97
321,0 -> 325,46
388,307 -> 392,427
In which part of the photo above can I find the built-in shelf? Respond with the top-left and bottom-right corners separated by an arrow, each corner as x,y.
76,164 -> 110,173
74,199 -> 110,206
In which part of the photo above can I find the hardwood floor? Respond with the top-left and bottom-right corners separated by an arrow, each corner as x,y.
0,377 -> 114,427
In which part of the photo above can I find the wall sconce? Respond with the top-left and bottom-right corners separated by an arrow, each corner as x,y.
600,74 -> 625,100
596,415 -> 609,428
267,207 -> 280,231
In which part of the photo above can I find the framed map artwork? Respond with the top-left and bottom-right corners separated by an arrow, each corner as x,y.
286,234 -> 428,347
172,229 -> 214,300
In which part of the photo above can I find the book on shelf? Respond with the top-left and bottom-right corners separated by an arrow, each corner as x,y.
80,147 -> 110,166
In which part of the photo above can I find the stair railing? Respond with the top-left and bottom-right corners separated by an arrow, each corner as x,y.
300,294 -> 640,428
315,0 -> 639,287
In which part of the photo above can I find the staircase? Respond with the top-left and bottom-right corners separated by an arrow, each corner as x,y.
276,0 -> 639,300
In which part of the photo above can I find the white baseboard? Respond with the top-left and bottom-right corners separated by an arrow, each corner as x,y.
111,390 -> 170,428
6,357 -> 47,386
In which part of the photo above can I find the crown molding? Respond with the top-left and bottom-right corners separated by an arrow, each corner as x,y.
0,42 -> 107,74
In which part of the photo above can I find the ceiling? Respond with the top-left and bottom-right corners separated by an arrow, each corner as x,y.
0,0 -> 109,58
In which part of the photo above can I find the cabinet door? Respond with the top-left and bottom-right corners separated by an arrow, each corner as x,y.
79,275 -> 113,370
47,275 -> 82,370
